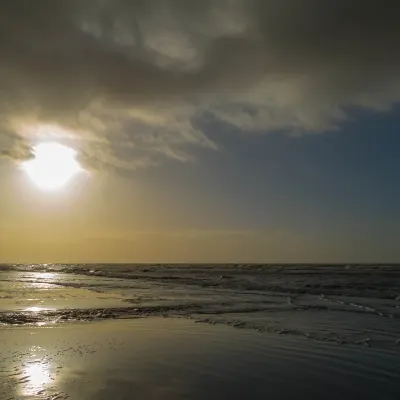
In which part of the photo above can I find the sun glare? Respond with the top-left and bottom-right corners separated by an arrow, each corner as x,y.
22,143 -> 82,190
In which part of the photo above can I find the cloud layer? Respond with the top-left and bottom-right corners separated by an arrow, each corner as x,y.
1,0 -> 400,169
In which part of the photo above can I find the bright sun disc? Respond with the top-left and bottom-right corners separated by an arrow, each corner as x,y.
23,143 -> 81,190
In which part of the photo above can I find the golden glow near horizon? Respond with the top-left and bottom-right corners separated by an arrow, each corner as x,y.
22,142 -> 82,191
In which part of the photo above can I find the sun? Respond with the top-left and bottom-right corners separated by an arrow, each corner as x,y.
22,142 -> 82,190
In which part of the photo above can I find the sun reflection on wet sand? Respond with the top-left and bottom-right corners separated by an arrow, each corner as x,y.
20,358 -> 52,396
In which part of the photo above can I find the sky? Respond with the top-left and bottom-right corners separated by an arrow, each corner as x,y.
0,0 -> 399,263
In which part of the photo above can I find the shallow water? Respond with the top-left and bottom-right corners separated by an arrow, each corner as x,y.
1,264 -> 399,348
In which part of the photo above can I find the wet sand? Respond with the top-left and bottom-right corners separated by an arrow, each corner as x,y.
1,317 -> 399,400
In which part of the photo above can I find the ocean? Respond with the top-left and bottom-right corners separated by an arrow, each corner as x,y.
1,264 -> 400,399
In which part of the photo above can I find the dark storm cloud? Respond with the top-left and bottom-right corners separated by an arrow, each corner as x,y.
0,131 -> 33,161
1,0 -> 400,167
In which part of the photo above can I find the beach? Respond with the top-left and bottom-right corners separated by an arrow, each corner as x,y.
1,264 -> 400,399
2,317 -> 400,400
